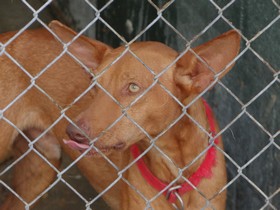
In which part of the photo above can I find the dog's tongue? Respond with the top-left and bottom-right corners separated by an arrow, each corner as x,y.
63,139 -> 90,150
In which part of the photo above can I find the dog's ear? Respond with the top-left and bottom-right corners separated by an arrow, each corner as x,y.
174,30 -> 241,94
49,20 -> 111,70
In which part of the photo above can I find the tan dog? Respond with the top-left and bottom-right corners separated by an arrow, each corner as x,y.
0,21 -> 240,210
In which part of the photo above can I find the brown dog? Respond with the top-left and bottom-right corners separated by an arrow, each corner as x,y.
0,21 -> 240,210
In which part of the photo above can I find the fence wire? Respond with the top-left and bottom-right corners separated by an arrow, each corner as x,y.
0,0 -> 279,210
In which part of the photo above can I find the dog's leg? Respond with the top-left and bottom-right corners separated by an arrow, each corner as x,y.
0,121 -> 18,164
0,129 -> 61,210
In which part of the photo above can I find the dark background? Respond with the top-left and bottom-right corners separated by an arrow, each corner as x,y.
0,0 -> 279,209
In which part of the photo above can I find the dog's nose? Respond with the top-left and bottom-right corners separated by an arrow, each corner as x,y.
66,122 -> 89,144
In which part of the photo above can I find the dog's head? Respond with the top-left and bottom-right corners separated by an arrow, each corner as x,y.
49,21 -> 240,156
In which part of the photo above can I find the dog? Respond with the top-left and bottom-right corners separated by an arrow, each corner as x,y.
0,21 -> 240,209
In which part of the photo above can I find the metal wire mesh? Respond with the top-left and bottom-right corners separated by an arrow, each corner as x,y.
0,0 -> 279,210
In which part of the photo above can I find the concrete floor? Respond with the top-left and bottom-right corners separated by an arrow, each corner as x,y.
0,1 -> 109,209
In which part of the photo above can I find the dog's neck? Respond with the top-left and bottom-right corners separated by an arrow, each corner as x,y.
137,99 -> 209,184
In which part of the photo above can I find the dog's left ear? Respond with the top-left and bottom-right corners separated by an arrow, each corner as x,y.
49,20 -> 111,70
174,30 -> 241,94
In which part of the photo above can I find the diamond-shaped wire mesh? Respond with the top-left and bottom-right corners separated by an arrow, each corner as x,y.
0,0 -> 279,210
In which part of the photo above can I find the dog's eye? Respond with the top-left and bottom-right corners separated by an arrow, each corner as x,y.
128,83 -> 140,93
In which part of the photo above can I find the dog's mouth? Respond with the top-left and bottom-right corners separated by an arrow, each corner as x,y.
63,139 -> 125,156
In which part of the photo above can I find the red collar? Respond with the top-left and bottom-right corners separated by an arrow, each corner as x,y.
130,100 -> 218,203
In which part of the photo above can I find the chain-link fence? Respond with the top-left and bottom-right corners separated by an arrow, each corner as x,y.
0,0 -> 279,210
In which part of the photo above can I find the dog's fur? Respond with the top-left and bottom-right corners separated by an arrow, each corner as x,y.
0,21 -> 240,210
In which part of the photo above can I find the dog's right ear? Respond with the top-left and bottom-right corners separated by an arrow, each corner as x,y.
174,30 -> 240,96
49,20 -> 111,70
